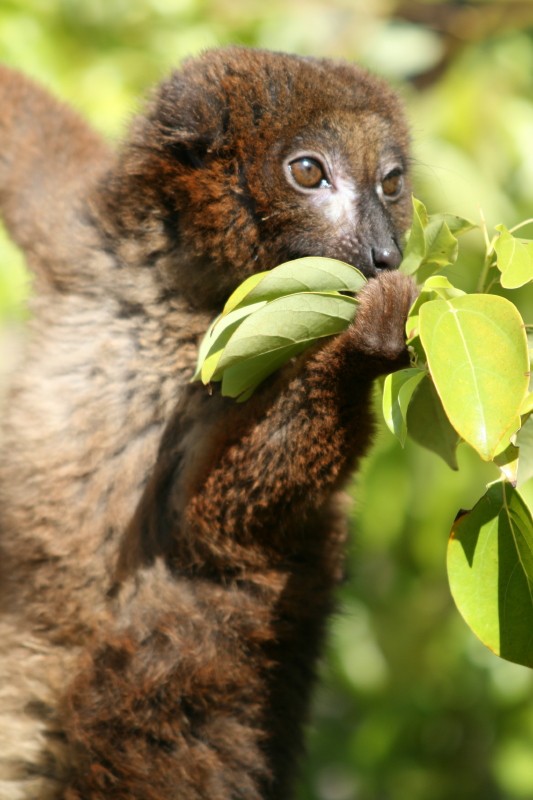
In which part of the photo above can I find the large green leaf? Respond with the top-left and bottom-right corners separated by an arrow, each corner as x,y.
448,483 -> 533,668
419,295 -> 529,461
494,225 -> 533,289
213,292 -> 358,398
222,257 -> 366,314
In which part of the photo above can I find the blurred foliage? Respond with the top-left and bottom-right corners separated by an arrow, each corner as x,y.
1,1 -> 533,798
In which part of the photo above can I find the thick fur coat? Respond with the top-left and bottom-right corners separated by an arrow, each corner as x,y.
0,47 -> 415,799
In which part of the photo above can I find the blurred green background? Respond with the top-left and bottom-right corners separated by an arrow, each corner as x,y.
0,1 -> 532,798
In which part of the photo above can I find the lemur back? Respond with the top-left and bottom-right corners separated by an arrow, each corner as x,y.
0,48 -> 415,799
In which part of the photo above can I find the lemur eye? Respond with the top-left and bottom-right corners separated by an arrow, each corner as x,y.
288,156 -> 330,190
380,168 -> 403,200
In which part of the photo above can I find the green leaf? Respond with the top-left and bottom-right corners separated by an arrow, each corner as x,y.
382,367 -> 425,446
419,275 -> 466,301
495,443 -> 520,486
521,393 -> 533,416
441,213 -> 477,237
494,225 -> 533,289
220,342 -> 310,400
400,197 -> 429,275
221,271 -> 269,314
214,292 -> 358,397
419,216 -> 459,273
193,257 -> 367,397
194,301 -> 268,383
517,415 -> 533,487
400,198 -> 472,279
419,294 -> 529,461
447,482 -> 533,668
406,275 -> 466,342
405,374 -> 460,469
222,257 -> 366,315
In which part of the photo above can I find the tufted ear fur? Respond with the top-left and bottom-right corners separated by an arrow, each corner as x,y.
131,56 -> 229,166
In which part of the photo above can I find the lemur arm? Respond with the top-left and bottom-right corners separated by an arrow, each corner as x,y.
0,65 -> 112,287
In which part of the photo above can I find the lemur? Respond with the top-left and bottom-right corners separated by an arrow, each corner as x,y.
0,47 -> 416,800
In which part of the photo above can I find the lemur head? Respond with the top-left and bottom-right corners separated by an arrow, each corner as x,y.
108,47 -> 411,309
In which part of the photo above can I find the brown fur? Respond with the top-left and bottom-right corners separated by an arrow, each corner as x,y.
0,47 -> 415,799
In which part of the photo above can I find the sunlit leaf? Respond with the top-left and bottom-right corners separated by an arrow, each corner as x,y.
222,271 -> 269,314
222,257 -> 366,315
400,198 -> 472,279
406,275 -> 466,341
193,301 -> 268,383
214,292 -> 358,397
420,217 -> 458,271
494,225 -> 533,289
517,415 -> 533,487
382,367 -> 425,446
419,295 -> 529,461
441,213 -> 477,237
420,275 -> 466,300
220,342 -> 310,400
448,482 -> 533,668
193,258 -> 368,397
520,393 -> 533,416
495,443 -> 520,486
400,196 -> 429,275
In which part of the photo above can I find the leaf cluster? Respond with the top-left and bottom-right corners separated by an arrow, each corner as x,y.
384,198 -> 533,669
193,258 -> 365,400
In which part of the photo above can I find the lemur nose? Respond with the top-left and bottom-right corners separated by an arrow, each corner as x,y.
372,245 -> 402,271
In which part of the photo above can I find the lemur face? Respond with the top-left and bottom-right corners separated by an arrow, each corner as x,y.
125,47 -> 411,306
264,108 -> 411,277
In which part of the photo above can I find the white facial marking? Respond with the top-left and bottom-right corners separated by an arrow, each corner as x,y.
313,173 -> 358,226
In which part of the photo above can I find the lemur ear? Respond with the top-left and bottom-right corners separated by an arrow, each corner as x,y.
142,64 -> 227,163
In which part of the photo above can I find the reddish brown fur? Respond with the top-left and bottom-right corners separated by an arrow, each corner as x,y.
0,47 -> 416,799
